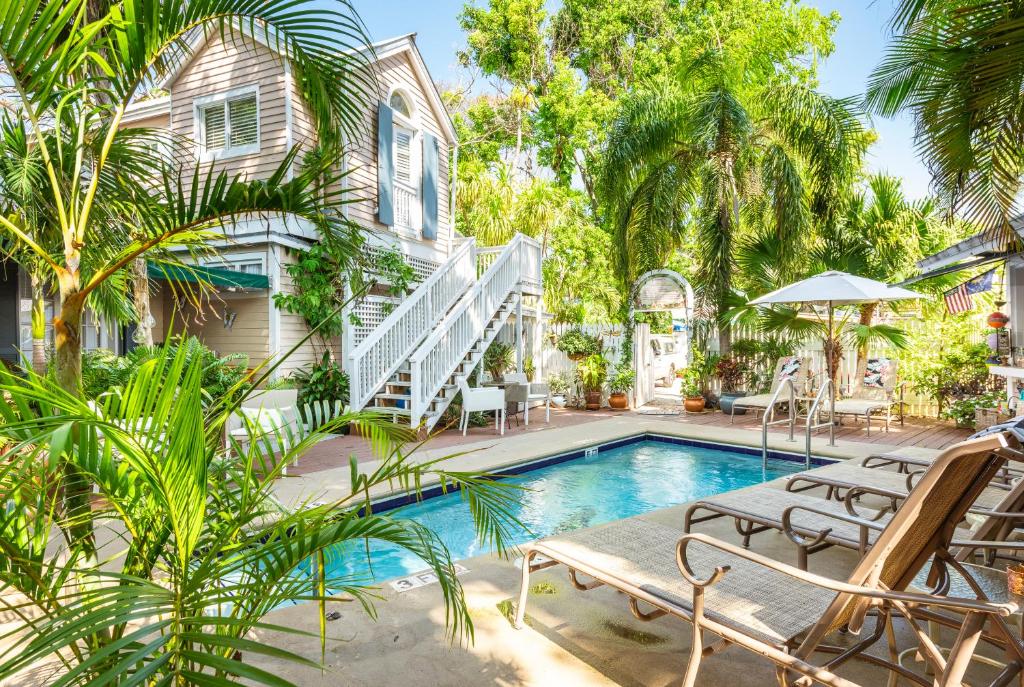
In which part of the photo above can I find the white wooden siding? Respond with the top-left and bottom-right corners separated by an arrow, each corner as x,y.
169,32 -> 290,192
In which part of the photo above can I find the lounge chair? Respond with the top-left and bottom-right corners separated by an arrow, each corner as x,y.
784,461 -> 1013,514
729,355 -> 809,423
684,470 -> 1024,569
831,357 -> 905,435
514,432 -> 1024,686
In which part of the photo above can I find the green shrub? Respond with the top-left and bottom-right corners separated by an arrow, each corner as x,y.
555,327 -> 602,359
909,339 -> 993,411
942,391 -> 1003,428
483,341 -> 515,379
577,353 -> 608,391
79,337 -> 250,404
292,352 -> 349,425
607,364 -> 635,393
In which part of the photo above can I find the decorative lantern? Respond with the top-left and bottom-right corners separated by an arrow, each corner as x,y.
988,311 -> 1010,329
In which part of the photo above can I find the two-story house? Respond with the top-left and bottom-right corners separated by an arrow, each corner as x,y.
120,28 -> 459,379
1,25 -> 544,430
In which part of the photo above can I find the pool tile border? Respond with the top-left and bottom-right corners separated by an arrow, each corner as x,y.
367,433 -> 833,514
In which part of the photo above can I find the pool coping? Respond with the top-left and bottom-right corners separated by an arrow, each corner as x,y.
367,432 -> 836,514
272,416 -> 934,511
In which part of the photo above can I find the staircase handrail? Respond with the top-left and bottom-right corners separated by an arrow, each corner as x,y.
408,233 -> 537,426
347,238 -> 477,411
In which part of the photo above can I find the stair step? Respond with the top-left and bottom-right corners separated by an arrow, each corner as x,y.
386,380 -> 411,387
374,406 -> 411,416
375,393 -> 411,401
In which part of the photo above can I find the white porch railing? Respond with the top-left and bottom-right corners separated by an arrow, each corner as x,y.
408,234 -> 542,427
347,238 -> 477,411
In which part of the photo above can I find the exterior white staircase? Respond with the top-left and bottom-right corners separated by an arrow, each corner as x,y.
346,233 -> 542,431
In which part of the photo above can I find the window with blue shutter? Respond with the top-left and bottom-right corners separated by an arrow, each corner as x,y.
377,101 -> 395,226
422,133 -> 439,241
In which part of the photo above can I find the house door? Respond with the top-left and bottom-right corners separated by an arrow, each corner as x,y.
633,323 -> 654,407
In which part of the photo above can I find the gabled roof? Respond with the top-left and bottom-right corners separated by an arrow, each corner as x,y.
158,26 -> 456,142
902,213 -> 1024,284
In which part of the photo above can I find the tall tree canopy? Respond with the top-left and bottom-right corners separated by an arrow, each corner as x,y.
867,0 -> 1024,236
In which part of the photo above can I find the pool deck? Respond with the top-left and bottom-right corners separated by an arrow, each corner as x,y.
256,469 -> 1008,687
273,407 -> 963,509
250,410 -> 992,686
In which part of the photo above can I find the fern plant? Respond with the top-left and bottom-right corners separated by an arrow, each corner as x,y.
0,344 -> 523,685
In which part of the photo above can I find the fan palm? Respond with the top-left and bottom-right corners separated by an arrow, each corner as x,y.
0,341 -> 524,685
0,0 -> 375,552
603,51 -> 865,351
867,0 -> 1024,236
727,175 -> 939,384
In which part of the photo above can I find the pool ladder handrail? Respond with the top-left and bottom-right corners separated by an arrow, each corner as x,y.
761,378 -> 797,470
804,377 -> 836,467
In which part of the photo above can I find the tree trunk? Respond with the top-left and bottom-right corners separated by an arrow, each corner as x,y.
717,321 -> 731,355
132,257 -> 153,347
854,302 -> 876,385
30,272 -> 47,375
54,277 -> 94,553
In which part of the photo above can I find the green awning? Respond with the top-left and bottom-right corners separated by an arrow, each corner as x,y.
147,262 -> 270,290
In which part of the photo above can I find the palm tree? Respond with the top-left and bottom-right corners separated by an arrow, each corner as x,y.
0,0 -> 375,551
0,342 -> 523,684
728,174 -> 947,386
602,51 -> 865,351
867,0 -> 1024,236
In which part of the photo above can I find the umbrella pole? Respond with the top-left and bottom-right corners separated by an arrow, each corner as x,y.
828,301 -> 836,446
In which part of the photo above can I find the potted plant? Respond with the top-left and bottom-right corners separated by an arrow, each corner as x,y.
577,353 -> 608,410
547,371 -> 570,407
483,341 -> 515,381
524,356 -> 536,382
607,364 -> 635,410
680,368 -> 705,413
555,327 -> 602,361
715,355 -> 748,415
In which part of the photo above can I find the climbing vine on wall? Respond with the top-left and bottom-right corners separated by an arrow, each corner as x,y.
274,244 -> 418,341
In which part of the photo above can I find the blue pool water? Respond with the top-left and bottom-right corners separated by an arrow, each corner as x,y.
318,439 -> 805,586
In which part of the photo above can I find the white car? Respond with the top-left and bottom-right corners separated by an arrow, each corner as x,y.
650,336 -> 685,386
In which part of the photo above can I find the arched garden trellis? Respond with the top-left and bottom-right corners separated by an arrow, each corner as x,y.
628,270 -> 695,407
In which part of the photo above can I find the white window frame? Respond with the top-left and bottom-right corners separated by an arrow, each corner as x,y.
388,87 -> 422,237
203,252 -> 267,276
194,85 -> 261,162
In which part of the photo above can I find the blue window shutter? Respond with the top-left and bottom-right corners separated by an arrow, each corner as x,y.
377,102 -> 395,226
422,133 -> 439,241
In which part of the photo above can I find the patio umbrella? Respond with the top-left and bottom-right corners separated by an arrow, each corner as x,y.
749,271 -> 925,442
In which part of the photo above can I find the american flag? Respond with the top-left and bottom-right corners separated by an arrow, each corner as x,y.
944,269 -> 995,315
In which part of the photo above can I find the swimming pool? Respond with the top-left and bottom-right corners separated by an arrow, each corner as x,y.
313,436 -> 816,587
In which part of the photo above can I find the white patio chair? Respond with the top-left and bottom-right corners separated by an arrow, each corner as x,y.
227,389 -> 301,471
504,372 -> 550,425
456,376 -> 505,436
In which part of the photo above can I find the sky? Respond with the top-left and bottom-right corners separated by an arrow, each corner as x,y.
353,0 -> 932,200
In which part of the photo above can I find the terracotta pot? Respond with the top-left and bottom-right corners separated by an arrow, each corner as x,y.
683,396 -> 706,413
609,392 -> 629,410
584,390 -> 603,410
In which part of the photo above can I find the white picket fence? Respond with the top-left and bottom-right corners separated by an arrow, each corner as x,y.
540,322 -> 629,379
708,317 -> 990,418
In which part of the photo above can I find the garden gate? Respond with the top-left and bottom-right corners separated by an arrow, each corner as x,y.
629,269 -> 695,408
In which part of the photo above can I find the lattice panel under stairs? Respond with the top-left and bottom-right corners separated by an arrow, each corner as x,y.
352,295 -> 401,345
363,245 -> 440,282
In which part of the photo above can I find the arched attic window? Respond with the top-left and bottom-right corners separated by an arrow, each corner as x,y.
389,89 -> 414,119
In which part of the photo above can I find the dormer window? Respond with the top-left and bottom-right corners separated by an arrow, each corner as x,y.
195,86 -> 260,161
389,90 -> 413,118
